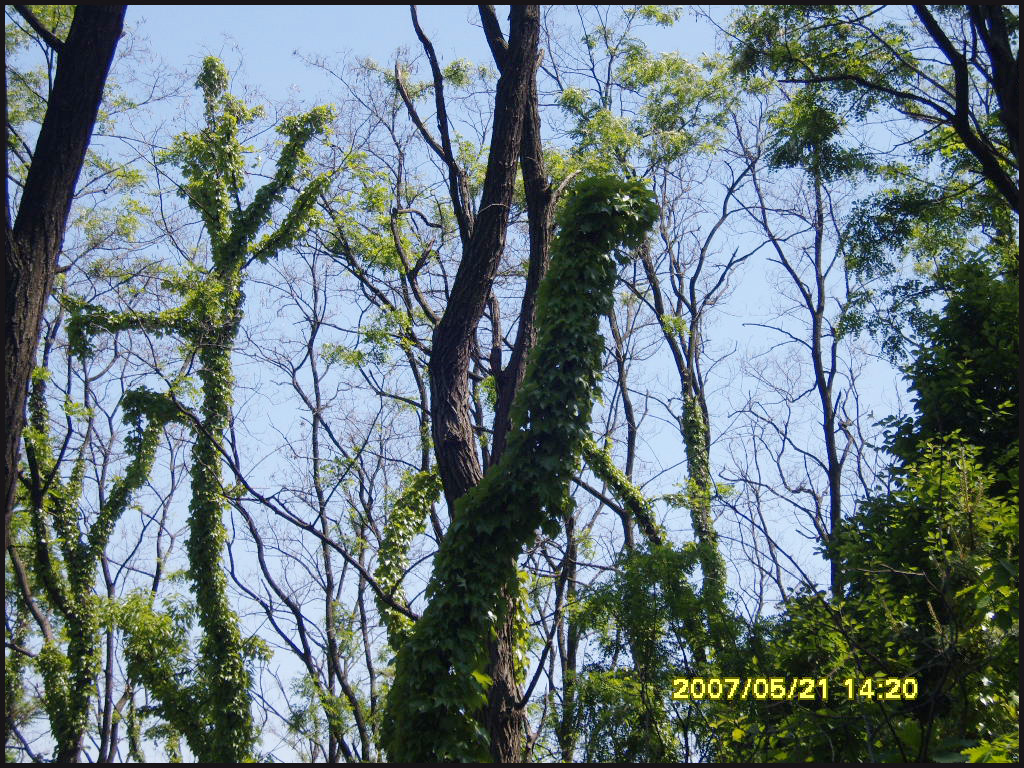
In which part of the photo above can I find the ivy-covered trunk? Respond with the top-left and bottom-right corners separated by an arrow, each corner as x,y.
19,362 -> 171,763
638,235 -> 730,662
681,392 -> 727,642
382,176 -> 658,761
186,303 -> 257,761
67,56 -> 333,762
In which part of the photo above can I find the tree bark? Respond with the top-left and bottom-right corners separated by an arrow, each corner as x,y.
479,8 -> 552,762
4,5 -> 126,554
490,56 -> 553,463
418,6 -> 540,761
428,5 -> 539,509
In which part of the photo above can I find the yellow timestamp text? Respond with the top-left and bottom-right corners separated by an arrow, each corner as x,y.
671,677 -> 919,701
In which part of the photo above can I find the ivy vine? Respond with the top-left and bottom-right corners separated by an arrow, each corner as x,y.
68,56 -> 333,762
381,175 -> 659,761
374,469 -> 442,649
19,369 -> 177,762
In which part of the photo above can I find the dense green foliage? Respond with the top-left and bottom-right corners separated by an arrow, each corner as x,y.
710,435 -> 1018,762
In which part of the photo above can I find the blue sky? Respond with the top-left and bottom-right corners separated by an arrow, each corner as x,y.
127,5 -> 494,102
126,5 -> 732,106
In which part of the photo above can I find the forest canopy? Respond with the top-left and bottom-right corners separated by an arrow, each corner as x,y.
4,5 -> 1018,763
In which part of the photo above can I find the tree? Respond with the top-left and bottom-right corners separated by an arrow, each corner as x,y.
733,86 -> 872,598
730,5 -> 1019,211
382,174 -> 658,762
5,196 -> 196,760
68,57 -> 333,762
712,4 -> 1019,761
226,236 -> 424,762
14,350 -> 176,762
536,8 -> 757,757
391,6 -> 545,759
5,6 -> 1017,762
5,4 -> 126,557
713,408 -> 1018,762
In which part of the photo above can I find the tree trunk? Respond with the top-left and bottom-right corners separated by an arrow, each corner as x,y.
424,6 -> 540,762
485,14 -> 553,761
4,6 -> 126,554
428,6 -> 539,509
490,52 -> 553,462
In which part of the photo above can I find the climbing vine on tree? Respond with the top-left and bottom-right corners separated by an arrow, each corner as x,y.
381,175 -> 658,761
374,469 -> 442,650
67,57 -> 333,762
16,369 -> 178,763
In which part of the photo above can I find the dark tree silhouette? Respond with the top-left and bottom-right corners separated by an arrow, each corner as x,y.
4,5 -> 126,553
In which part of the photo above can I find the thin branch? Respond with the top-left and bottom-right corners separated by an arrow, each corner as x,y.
12,5 -> 65,53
